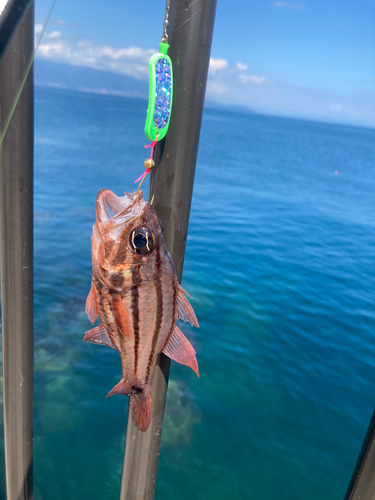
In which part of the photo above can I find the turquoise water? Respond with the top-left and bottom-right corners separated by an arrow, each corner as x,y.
3,86 -> 375,499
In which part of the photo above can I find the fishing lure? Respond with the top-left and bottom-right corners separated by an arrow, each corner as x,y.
84,0 -> 199,432
135,0 -> 173,191
144,0 -> 173,143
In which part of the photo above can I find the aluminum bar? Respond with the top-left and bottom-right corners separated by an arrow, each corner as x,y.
344,409 -> 375,500
120,0 -> 217,498
0,2 -> 34,499
0,0 -> 33,62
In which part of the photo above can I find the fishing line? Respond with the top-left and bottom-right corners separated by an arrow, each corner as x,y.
0,0 -> 57,148
135,136 -> 158,192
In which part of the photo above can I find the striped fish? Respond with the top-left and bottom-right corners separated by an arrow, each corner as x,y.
84,189 -> 199,431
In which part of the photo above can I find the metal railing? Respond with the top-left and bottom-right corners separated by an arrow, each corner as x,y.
120,1 -> 217,498
0,1 -> 35,499
344,408 -> 375,500
0,0 -> 33,61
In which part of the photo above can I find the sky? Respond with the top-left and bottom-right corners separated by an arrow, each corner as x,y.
33,0 -> 375,127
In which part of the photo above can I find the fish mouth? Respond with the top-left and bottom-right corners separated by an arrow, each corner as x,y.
96,189 -> 146,224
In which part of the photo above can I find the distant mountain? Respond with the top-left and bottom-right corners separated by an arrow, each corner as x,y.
35,59 -> 148,99
34,59 -> 255,115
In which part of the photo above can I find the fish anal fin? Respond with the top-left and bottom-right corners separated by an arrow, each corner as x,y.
86,284 -> 99,324
130,393 -> 152,432
84,324 -> 116,349
107,381 -> 152,432
106,379 -> 131,398
163,325 -> 199,377
177,284 -> 199,328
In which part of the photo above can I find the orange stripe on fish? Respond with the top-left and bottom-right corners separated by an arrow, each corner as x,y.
111,295 -> 132,339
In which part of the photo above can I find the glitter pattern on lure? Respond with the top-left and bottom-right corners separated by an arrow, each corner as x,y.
153,58 -> 172,129
84,190 -> 199,432
144,0 -> 173,142
144,44 -> 173,142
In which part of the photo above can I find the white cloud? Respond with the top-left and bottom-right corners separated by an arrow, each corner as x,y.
0,0 -> 9,16
48,30 -> 62,39
206,82 -> 229,96
207,59 -> 267,98
209,58 -> 228,74
235,62 -> 248,72
35,24 -> 44,35
36,30 -> 156,80
272,2 -> 306,10
35,25 -> 61,40
239,74 -> 267,85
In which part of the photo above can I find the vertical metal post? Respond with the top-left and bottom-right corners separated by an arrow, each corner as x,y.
120,0 -> 217,498
0,0 -> 33,62
0,2 -> 34,499
344,409 -> 375,500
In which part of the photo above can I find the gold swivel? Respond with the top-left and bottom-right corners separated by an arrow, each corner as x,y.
144,158 -> 155,170
136,158 -> 155,193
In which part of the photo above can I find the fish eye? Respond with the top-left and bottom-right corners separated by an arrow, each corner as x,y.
131,227 -> 155,255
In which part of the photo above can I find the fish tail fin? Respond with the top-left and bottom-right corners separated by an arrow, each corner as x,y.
130,392 -> 152,432
106,379 -> 131,398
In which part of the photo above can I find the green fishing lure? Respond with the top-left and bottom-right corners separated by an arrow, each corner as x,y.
144,0 -> 173,142
136,0 -> 172,188
144,42 -> 173,142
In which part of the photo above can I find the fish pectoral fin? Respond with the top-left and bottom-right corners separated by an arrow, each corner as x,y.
85,283 -> 99,324
163,325 -> 199,377
177,284 -> 199,328
84,324 -> 116,349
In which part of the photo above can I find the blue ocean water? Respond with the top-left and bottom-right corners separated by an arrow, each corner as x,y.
3,86 -> 375,499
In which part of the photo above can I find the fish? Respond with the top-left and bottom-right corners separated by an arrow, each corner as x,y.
84,189 -> 199,432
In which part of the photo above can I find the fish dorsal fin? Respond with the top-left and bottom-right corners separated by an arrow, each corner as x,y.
163,325 -> 199,377
84,324 -> 116,350
177,284 -> 199,327
86,284 -> 99,324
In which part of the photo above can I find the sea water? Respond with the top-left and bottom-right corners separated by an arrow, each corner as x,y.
1,86 -> 375,499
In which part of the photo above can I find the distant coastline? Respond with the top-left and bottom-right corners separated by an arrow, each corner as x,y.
35,60 -> 375,131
